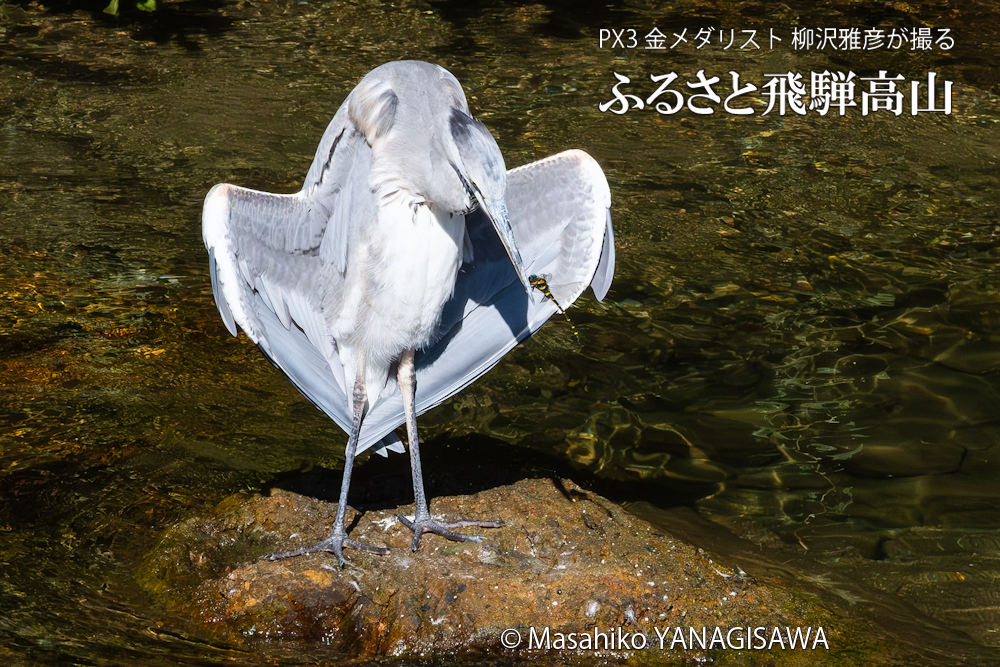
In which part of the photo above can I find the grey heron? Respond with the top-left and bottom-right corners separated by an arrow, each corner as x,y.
203,60 -> 614,566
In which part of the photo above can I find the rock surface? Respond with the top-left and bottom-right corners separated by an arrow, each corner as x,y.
139,478 -> 891,664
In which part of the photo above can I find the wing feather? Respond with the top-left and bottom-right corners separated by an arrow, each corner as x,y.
202,97 -> 380,429
506,149 -> 613,306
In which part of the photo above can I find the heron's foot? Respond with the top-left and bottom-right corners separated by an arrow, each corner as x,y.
265,532 -> 390,568
396,514 -> 504,552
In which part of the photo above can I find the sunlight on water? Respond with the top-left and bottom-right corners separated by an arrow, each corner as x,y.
2,0 -> 999,664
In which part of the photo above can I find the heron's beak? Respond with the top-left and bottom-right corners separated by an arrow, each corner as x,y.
474,192 -> 531,293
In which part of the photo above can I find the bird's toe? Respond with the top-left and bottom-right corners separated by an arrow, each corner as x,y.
396,514 -> 503,551
265,533 -> 390,568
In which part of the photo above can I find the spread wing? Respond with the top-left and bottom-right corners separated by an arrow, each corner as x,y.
202,97 -> 379,434
204,139 -> 614,456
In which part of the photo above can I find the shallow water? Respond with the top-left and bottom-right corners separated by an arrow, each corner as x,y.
1,0 -> 999,664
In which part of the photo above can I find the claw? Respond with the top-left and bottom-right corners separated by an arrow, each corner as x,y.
396,514 -> 504,551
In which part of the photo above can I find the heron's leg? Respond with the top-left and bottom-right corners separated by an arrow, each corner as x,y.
266,355 -> 390,567
394,348 -> 503,551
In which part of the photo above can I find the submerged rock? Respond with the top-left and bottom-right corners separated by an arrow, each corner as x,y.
139,478 -> 886,663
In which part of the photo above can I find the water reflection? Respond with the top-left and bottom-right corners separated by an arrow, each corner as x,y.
2,0 -> 999,664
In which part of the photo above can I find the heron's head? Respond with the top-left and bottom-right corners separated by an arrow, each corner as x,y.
444,108 -> 530,292
351,61 -> 531,292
